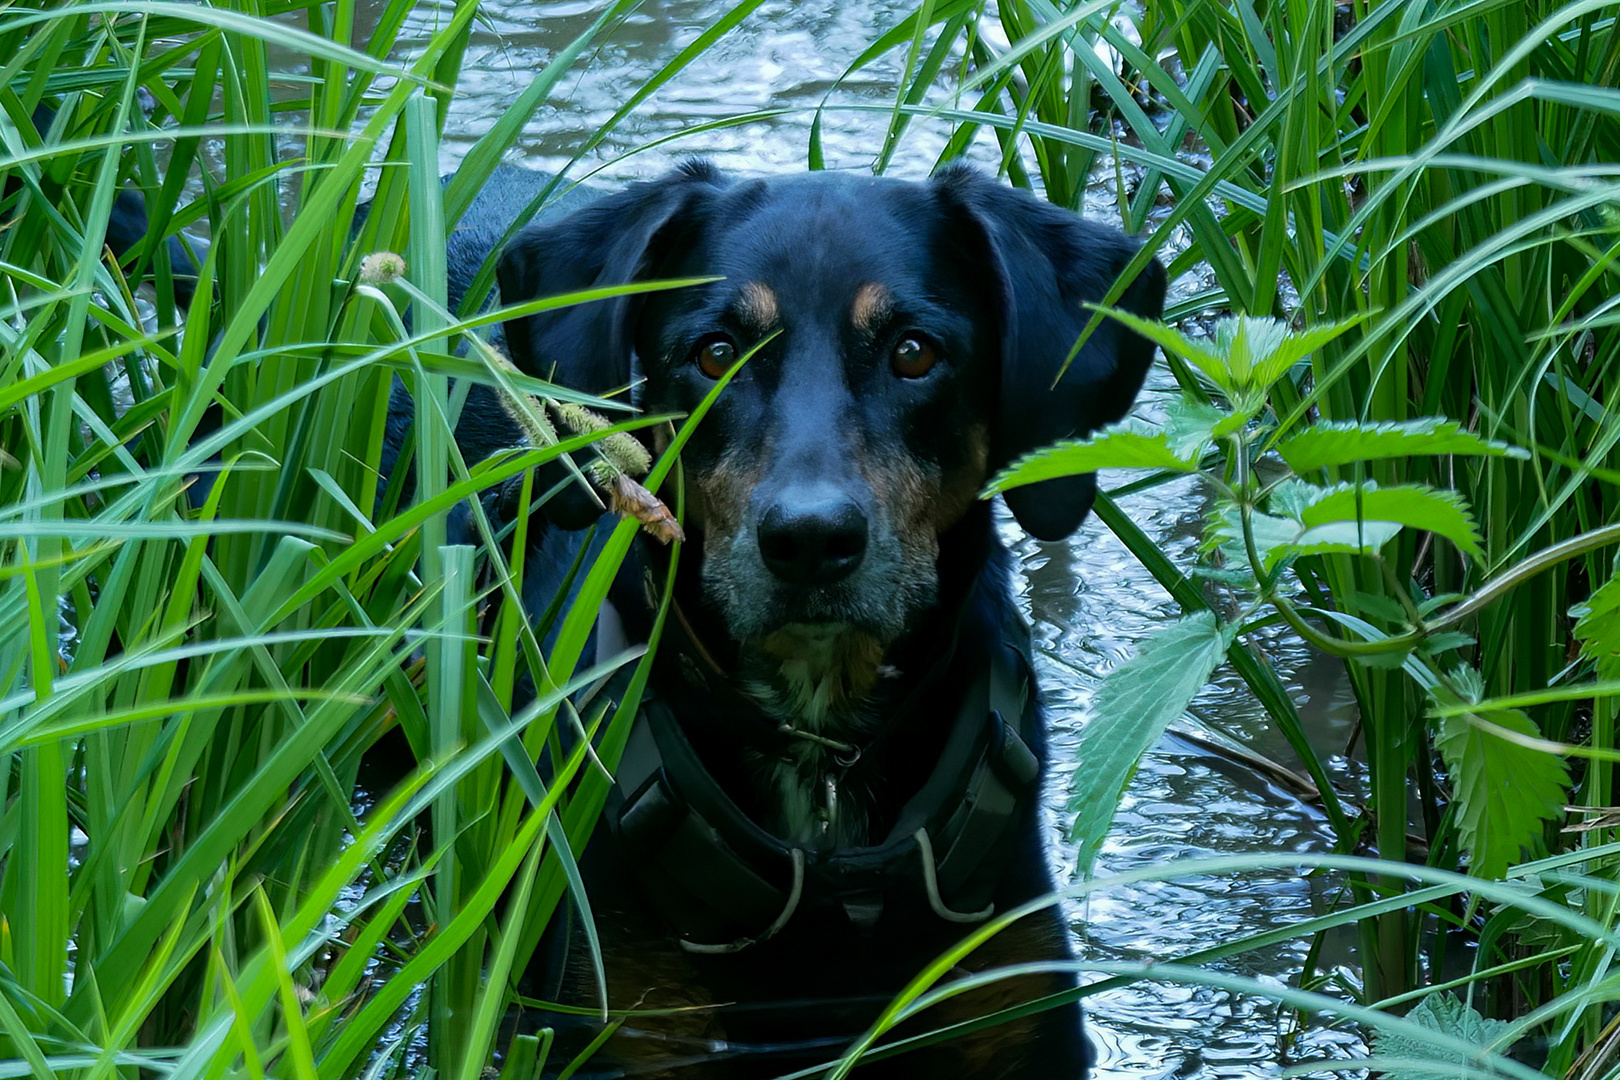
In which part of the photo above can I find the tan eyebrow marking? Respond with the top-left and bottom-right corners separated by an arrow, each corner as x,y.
736,281 -> 780,329
851,282 -> 893,334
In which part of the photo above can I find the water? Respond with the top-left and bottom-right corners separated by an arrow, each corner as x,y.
376,1 -> 1367,1072
1010,371 -> 1366,1075
395,0 -> 1010,177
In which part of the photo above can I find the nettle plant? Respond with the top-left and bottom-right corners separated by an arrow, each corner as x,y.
989,312 -> 1568,883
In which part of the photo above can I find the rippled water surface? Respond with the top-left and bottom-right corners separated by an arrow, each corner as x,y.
378,1 -> 1368,1073
1014,375 -> 1366,1076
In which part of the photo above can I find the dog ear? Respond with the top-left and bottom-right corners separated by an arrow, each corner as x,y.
497,160 -> 728,393
936,165 -> 1166,542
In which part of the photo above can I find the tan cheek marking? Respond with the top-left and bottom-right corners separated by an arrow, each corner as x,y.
863,420 -> 990,554
932,421 -> 991,532
737,281 -> 780,330
859,452 -> 943,597
692,451 -> 764,546
879,457 -> 937,547
851,282 -> 893,335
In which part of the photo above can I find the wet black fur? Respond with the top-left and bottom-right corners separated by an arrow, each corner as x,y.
421,164 -> 1168,1078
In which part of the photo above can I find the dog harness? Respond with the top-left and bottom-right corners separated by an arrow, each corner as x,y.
604,607 -> 1042,954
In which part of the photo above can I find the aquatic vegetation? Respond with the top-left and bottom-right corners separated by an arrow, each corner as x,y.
957,0 -> 1620,1072
3,0 -> 1619,1076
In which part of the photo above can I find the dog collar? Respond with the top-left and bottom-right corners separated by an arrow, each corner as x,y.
604,596 -> 1043,954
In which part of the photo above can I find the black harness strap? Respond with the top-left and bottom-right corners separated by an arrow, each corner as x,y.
614,711 -> 795,938
604,622 -> 1041,953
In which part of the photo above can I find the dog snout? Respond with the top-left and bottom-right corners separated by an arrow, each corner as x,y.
756,488 -> 868,585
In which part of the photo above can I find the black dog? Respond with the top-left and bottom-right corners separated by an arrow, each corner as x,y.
4,105 -> 206,309
16,104 -> 1164,1074
436,162 -> 1166,1079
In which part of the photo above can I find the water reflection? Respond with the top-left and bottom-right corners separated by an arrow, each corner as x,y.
420,0 -> 999,176
381,0 -> 1364,1072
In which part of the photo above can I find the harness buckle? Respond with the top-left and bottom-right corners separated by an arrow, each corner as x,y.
617,769 -> 686,852
840,894 -> 885,934
989,709 -> 1039,790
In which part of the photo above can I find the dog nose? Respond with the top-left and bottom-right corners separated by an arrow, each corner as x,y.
757,492 -> 868,585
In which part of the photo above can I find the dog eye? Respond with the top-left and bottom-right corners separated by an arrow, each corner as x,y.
890,335 -> 937,379
693,335 -> 739,379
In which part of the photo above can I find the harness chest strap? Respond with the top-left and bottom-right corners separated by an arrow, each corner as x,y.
604,639 -> 1041,953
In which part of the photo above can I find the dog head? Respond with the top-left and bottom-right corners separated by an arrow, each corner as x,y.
499,163 -> 1165,657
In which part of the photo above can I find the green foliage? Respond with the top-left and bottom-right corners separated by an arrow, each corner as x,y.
1067,611 -> 1234,878
930,0 -> 1620,1060
984,289 -> 1609,1063
992,424 -> 1203,489
1299,484 -> 1483,562
0,1 -> 708,1077
1012,310 -> 1575,889
1203,492 -> 1359,574
1371,993 -> 1516,1080
1573,556 -> 1620,673
1010,276 -> 1571,914
4,0 -> 1620,1072
1275,419 -> 1530,475
1431,681 -> 1571,881
1103,309 -> 1367,417
988,396 -> 1241,494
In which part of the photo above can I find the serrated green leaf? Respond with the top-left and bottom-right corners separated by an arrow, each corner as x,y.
1351,591 -> 1414,625
1161,398 -> 1227,458
1418,591 -> 1470,617
1573,559 -> 1620,675
1214,315 -> 1291,387
1302,484 -> 1483,560
1096,313 -> 1366,416
1091,306 -> 1231,393
1449,665 -> 1487,701
1068,611 -> 1234,878
984,423 -> 1201,496
1499,908 -> 1578,951
1276,418 -> 1528,473
1245,313 -> 1369,389
1205,495 -> 1406,582
1210,411 -> 1252,440
1420,632 -> 1476,657
1356,643 -> 1416,670
1267,477 -> 1333,521
1372,992 -> 1516,1080
1286,520 -> 1406,563
1201,498 -> 1305,573
1431,693 -> 1569,880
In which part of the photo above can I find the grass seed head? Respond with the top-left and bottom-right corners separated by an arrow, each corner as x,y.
357,251 -> 407,285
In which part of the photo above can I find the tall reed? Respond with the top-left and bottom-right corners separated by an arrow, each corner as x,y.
0,1 -> 726,1075
6,0 -> 1619,1073
868,0 -> 1620,1067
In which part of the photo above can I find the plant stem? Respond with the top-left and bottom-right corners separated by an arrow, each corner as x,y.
1428,522 -> 1620,631
1272,595 -> 1423,658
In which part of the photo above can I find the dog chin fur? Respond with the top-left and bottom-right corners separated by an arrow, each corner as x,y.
738,622 -> 890,845
742,622 -> 888,729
